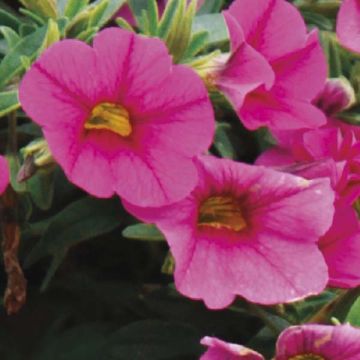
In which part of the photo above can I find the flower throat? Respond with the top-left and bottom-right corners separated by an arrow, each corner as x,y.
198,195 -> 247,232
85,102 -> 132,137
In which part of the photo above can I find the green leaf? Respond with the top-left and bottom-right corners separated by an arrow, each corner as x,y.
301,10 -> 333,31
0,8 -> 21,31
320,31 -> 342,77
38,18 -> 61,54
214,122 -> 236,159
182,30 -> 208,59
128,0 -> 148,18
158,0 -> 179,39
197,0 -> 223,14
25,197 -> 122,267
26,168 -> 55,210
64,0 -> 90,19
122,223 -> 165,241
146,0 -> 159,35
93,0 -> 127,27
0,90 -> 20,117
346,296 -> 360,326
0,25 -> 47,90
0,26 -> 20,49
7,153 -> 27,193
192,13 -> 228,47
88,0 -> 109,28
19,0 -> 57,19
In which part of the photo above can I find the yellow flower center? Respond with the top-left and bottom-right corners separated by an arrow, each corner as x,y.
289,354 -> 325,360
85,102 -> 132,137
198,195 -> 247,232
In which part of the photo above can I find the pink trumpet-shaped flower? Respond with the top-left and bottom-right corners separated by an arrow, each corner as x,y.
276,324 -> 360,359
200,337 -> 264,360
337,0 -> 360,54
125,155 -> 334,309
201,324 -> 360,360
219,0 -> 327,131
19,28 -> 215,207
0,156 -> 9,195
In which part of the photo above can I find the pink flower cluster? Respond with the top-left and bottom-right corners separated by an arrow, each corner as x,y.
201,324 -> 360,359
17,0 -> 360,312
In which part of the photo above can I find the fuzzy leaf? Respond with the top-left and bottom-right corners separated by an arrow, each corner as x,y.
0,89 -> 20,117
0,25 -> 47,90
122,223 -> 165,241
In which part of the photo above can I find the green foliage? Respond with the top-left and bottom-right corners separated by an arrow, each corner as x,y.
123,223 -> 165,242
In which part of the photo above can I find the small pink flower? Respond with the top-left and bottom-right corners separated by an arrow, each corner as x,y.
337,0 -> 360,54
276,324 -> 360,359
221,0 -> 327,131
0,156 -> 9,195
125,155 -> 334,309
200,337 -> 264,360
19,28 -> 214,207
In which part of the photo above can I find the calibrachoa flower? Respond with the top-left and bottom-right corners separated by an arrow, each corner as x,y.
125,155 -> 334,309
19,28 -> 214,207
200,337 -> 263,360
219,0 -> 327,131
0,156 -> 9,195
276,324 -> 360,359
337,0 -> 360,54
201,324 -> 360,360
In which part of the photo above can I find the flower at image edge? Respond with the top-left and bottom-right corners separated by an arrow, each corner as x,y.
19,28 -> 215,207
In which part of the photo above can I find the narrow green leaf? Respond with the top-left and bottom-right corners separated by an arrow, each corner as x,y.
76,26 -> 99,42
88,0 -> 109,28
38,19 -> 61,54
0,90 -> 20,117
7,154 -> 27,193
19,23 -> 37,37
64,0 -> 90,19
0,26 -> 20,49
0,25 -> 47,90
122,223 -> 165,241
183,30 -> 208,59
158,0 -> 179,39
19,0 -> 57,19
93,0 -> 127,27
115,17 -> 135,31
19,8 -> 47,25
147,0 -> 159,35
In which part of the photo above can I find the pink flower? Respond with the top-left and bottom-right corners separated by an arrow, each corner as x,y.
256,124 -> 360,288
0,156 -> 9,195
19,28 -> 214,207
275,324 -> 360,359
200,337 -> 264,360
201,324 -> 360,360
219,0 -> 327,131
125,155 -> 334,309
337,0 -> 360,54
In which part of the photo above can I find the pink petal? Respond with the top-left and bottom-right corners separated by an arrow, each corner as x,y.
272,30 -> 327,101
218,35 -> 275,110
320,205 -> 360,288
227,0 -> 307,61
240,89 -> 327,130
200,337 -> 264,360
19,40 -> 97,130
337,0 -> 360,54
276,324 -> 360,359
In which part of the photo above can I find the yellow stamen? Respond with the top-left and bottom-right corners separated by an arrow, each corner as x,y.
198,195 -> 247,232
85,102 -> 132,137
289,354 -> 324,360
